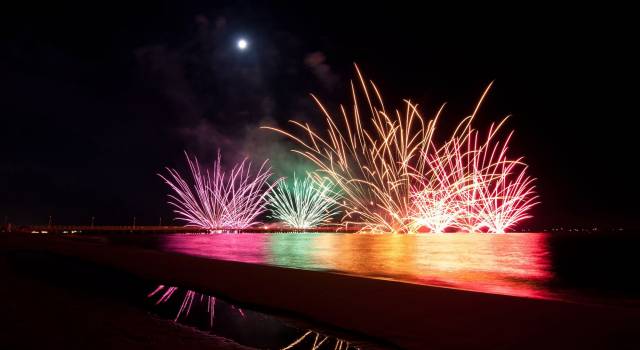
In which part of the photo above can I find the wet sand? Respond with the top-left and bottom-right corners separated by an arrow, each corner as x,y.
0,240 -> 252,349
3,232 -> 640,349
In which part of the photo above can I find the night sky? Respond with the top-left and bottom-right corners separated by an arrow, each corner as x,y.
1,1 -> 638,228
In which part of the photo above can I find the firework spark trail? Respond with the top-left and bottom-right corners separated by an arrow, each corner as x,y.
460,124 -> 538,233
264,65 -> 441,233
409,137 -> 470,233
266,174 -> 340,229
265,65 -> 536,233
410,120 -> 538,233
159,151 -> 274,230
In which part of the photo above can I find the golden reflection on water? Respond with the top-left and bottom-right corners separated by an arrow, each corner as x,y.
310,233 -> 552,298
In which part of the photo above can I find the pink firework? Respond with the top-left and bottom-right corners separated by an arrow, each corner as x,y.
411,120 -> 538,233
410,138 -> 468,233
461,124 -> 538,233
159,151 -> 274,230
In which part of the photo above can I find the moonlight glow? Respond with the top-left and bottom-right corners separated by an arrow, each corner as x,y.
237,38 -> 248,50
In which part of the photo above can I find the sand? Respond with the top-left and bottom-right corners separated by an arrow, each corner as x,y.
0,237 -> 252,350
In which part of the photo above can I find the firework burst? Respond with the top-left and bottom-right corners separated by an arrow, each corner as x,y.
409,136 -> 469,233
410,120 -> 538,233
264,65 -> 440,233
159,151 -> 273,230
265,65 -> 537,233
456,123 -> 538,233
266,173 -> 340,229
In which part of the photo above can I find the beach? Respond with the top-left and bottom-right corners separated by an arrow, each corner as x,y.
2,232 -> 639,349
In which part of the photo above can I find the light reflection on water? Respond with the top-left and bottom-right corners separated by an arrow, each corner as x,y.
159,232 -> 553,299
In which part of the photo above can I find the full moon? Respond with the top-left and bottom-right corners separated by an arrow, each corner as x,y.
237,39 -> 248,50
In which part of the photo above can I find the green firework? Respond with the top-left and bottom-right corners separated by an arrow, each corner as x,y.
266,174 -> 340,229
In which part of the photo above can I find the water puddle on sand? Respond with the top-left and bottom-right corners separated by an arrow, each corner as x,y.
4,250 -> 387,350
146,284 -> 389,350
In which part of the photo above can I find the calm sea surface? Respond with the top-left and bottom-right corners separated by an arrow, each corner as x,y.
105,232 -> 640,305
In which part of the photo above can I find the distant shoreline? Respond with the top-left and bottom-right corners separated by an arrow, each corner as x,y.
2,224 -> 355,234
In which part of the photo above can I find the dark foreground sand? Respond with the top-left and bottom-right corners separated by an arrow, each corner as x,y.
3,233 -> 640,349
0,242 -> 252,349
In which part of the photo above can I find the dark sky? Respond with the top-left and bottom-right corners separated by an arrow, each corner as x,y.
1,1 -> 638,228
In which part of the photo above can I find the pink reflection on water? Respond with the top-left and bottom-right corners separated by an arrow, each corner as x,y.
159,232 -> 554,299
160,233 -> 269,264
